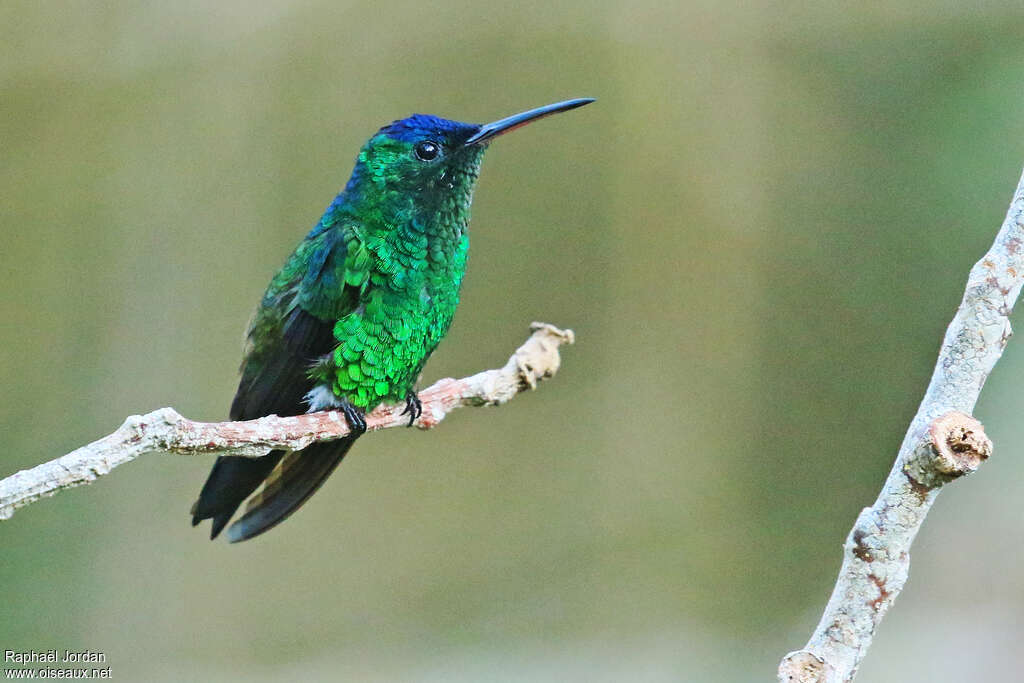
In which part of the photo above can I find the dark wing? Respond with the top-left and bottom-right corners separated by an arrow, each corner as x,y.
191,223 -> 367,540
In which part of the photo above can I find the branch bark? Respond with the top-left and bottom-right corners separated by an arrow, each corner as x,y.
778,169 -> 1024,682
0,322 -> 574,521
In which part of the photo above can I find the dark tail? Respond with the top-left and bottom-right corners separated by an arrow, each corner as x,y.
190,437 -> 356,542
224,438 -> 356,543
191,452 -> 284,539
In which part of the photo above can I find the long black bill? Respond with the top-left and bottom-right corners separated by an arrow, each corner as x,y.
464,97 -> 595,146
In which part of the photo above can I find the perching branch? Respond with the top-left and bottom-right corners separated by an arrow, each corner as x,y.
778,169 -> 1024,683
0,322 -> 574,521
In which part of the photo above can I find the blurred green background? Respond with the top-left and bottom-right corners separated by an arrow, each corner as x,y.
4,1 -> 1024,681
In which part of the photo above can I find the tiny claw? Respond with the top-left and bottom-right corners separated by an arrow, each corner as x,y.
339,401 -> 367,436
401,392 -> 423,427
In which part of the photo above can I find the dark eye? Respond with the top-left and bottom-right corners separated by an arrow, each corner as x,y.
414,140 -> 441,161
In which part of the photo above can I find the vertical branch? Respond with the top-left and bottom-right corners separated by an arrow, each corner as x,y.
779,168 -> 1024,682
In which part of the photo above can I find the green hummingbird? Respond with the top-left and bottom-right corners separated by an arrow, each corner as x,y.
191,98 -> 594,542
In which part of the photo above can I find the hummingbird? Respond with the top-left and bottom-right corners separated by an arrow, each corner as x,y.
191,98 -> 594,542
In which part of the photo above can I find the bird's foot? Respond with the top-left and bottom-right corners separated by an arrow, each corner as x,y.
339,401 -> 367,437
401,391 -> 423,427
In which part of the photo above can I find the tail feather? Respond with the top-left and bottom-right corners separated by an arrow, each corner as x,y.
224,438 -> 356,543
191,452 -> 285,539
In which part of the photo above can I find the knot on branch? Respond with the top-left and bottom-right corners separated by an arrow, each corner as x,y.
778,650 -> 832,683
462,322 -> 575,406
929,411 -> 991,475
903,411 -> 992,489
516,322 -> 575,390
